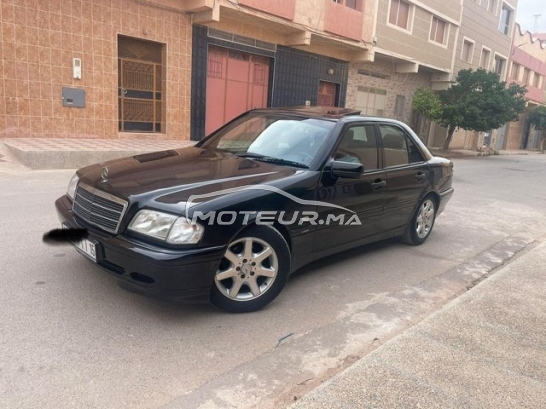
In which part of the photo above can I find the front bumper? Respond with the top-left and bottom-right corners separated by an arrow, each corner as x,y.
55,195 -> 226,303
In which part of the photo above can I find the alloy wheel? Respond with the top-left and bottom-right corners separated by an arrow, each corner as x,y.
415,199 -> 435,239
215,237 -> 278,301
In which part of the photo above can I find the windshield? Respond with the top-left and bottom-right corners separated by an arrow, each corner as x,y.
199,113 -> 336,168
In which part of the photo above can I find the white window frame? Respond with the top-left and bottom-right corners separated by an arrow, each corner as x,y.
461,37 -> 475,63
386,0 -> 415,34
493,52 -> 508,79
480,46 -> 492,69
498,2 -> 514,35
428,15 -> 450,48
487,0 -> 498,15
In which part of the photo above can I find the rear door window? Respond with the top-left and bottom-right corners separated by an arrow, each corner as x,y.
378,124 -> 423,167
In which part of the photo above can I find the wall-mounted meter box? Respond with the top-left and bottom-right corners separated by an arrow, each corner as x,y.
62,87 -> 85,108
73,58 -> 82,79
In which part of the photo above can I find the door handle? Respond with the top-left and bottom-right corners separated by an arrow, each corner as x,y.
371,179 -> 386,190
415,172 -> 426,181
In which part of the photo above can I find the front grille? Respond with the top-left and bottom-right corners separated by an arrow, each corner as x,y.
73,184 -> 128,234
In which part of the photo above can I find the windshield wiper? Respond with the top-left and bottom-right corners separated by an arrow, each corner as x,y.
235,152 -> 265,159
235,153 -> 309,169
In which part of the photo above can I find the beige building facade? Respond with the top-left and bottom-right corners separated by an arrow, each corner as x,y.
1,0 -> 534,149
448,0 -> 518,149
345,0 -> 463,144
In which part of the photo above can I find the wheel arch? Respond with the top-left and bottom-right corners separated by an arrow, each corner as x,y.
424,190 -> 440,209
230,221 -> 292,252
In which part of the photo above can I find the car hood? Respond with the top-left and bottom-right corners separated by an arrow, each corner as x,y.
77,147 -> 304,205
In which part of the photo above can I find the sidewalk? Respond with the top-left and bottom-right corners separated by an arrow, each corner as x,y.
1,138 -> 196,170
289,241 -> 546,408
429,147 -> 541,159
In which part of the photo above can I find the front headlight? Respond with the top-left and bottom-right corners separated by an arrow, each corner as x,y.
167,217 -> 204,244
128,210 -> 204,244
67,173 -> 79,200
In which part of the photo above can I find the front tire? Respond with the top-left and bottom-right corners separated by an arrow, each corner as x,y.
210,225 -> 291,313
402,196 -> 437,245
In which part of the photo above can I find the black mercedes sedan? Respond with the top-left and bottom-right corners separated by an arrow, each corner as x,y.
55,107 -> 454,313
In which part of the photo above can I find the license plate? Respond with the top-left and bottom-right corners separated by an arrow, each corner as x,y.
62,224 -> 97,262
72,237 -> 97,262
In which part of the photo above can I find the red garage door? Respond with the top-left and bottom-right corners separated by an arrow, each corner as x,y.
206,46 -> 270,135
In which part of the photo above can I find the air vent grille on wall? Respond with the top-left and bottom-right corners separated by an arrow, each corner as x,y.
208,28 -> 277,51
357,69 -> 391,80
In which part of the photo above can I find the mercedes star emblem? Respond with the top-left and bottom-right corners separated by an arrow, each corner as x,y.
101,166 -> 109,182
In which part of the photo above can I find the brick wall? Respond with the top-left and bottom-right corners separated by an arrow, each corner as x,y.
346,60 -> 431,123
0,0 -> 192,139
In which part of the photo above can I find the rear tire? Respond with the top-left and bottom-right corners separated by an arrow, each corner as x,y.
402,195 -> 437,245
210,225 -> 291,313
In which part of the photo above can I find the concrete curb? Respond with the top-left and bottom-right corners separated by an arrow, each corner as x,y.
5,146 -> 159,170
2,139 -> 196,170
288,240 -> 546,408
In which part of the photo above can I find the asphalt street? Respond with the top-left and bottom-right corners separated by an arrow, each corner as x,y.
1,154 -> 545,408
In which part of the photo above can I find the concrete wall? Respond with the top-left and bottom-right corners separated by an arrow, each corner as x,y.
374,0 -> 461,70
0,0 -> 192,139
504,114 -> 526,150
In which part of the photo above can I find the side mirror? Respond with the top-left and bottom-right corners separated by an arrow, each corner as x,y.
330,160 -> 363,178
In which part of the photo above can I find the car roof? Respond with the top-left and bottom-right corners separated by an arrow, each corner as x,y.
249,106 -> 407,127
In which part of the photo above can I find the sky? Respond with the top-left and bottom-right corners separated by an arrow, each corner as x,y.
516,0 -> 545,33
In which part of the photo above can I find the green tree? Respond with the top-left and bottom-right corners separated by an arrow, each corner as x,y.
527,105 -> 546,152
412,86 -> 442,120
411,87 -> 442,142
437,68 -> 527,149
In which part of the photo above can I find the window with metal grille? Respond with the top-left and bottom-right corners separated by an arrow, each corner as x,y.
118,36 -> 165,133
207,28 -> 277,51
357,69 -> 391,80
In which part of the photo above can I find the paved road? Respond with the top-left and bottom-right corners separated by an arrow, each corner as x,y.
1,154 -> 545,408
